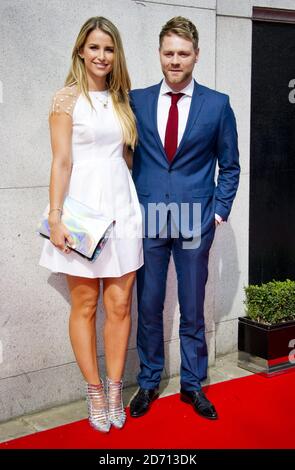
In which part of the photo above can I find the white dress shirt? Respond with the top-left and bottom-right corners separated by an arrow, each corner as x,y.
157,78 -> 222,224
157,78 -> 194,147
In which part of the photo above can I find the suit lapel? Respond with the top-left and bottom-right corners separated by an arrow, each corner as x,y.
149,81 -> 168,163
172,81 -> 205,164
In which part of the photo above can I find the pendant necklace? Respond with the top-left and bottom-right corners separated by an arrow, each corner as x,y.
94,91 -> 109,108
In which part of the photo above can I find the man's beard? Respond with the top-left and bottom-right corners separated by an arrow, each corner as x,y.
163,69 -> 191,84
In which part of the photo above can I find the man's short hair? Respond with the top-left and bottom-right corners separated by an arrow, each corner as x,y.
159,16 -> 199,50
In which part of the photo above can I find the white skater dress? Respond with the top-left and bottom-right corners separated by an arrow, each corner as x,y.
39,85 -> 143,278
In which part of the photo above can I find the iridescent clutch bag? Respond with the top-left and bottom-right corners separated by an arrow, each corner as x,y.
37,196 -> 115,262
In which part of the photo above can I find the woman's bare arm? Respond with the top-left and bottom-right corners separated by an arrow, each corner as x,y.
48,113 -> 74,250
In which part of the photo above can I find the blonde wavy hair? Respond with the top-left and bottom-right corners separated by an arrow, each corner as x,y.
65,16 -> 137,149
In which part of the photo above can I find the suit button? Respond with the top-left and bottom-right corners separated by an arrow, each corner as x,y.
165,194 -> 169,198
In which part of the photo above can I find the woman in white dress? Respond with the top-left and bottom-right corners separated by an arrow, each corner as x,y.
39,17 -> 143,433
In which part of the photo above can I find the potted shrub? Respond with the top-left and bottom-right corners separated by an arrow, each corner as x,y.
238,279 -> 295,375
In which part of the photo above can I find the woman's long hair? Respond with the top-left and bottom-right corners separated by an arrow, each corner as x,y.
65,16 -> 137,149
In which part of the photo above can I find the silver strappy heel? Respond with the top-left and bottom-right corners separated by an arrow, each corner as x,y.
86,381 -> 110,433
106,377 -> 126,429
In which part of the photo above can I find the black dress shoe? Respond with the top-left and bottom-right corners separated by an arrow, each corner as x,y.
130,388 -> 159,417
180,388 -> 218,420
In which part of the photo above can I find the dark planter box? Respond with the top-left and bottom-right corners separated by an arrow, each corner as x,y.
238,316 -> 295,375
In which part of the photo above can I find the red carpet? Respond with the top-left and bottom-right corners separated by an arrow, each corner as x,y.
1,372 -> 294,449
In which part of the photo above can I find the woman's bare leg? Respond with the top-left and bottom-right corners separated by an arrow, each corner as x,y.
66,275 -> 100,384
103,271 -> 136,381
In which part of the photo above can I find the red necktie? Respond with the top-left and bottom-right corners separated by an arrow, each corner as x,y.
164,92 -> 184,162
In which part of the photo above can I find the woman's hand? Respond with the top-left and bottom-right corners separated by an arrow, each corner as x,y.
49,217 -> 75,254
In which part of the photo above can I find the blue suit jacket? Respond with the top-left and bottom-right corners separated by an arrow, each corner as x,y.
130,80 -> 240,236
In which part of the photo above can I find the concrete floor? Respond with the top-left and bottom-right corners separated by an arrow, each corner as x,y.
0,352 -> 252,444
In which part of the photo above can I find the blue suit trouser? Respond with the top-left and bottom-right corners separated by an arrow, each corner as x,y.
136,222 -> 215,391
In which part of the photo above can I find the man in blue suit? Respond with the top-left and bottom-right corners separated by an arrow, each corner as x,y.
129,17 -> 240,420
